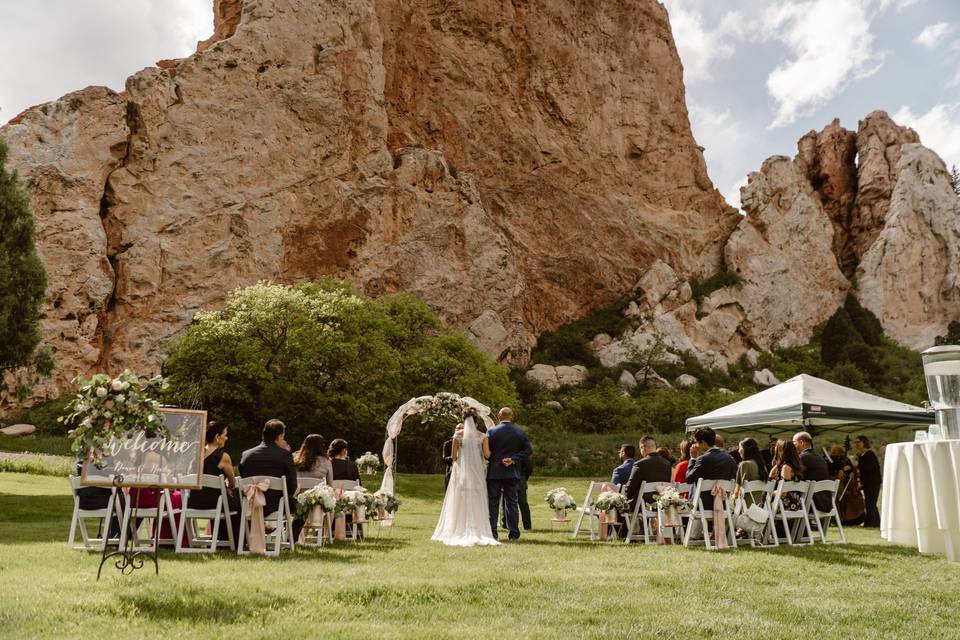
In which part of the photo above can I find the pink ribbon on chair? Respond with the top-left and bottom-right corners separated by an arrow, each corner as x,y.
711,483 -> 729,550
242,478 -> 271,555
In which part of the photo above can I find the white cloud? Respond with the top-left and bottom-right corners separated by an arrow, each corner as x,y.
893,103 -> 960,171
688,105 -> 751,209
878,0 -> 921,10
662,1 -> 744,83
914,22 -> 954,49
724,177 -> 750,212
0,0 -> 212,123
763,0 -> 883,128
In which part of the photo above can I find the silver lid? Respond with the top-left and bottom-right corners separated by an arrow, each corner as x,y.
922,345 -> 960,356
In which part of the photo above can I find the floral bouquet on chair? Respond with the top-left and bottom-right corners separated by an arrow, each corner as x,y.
371,490 -> 401,519
296,484 -> 337,524
593,491 -> 629,515
545,487 -> 577,520
356,452 -> 381,475
654,485 -> 687,528
336,487 -> 375,516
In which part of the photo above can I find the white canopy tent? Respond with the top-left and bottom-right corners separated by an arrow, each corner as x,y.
685,374 -> 934,436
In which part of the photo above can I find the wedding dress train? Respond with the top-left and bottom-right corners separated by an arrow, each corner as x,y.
431,416 -> 499,547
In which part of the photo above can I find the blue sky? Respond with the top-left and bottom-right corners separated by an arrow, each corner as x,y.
1,1 -> 958,209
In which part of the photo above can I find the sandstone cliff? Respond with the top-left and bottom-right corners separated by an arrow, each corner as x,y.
0,0 -> 737,403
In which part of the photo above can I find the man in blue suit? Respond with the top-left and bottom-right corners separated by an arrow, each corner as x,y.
685,427 -> 737,510
611,444 -> 636,487
486,407 -> 533,541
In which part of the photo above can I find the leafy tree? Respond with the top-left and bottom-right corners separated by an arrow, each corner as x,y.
843,295 -> 883,346
162,280 -> 517,471
935,320 -> 960,346
819,307 -> 863,366
0,139 -> 51,401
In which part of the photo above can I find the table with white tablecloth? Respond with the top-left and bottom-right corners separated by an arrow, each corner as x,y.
881,441 -> 960,561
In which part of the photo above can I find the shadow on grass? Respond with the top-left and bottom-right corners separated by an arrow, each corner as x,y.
106,586 -> 294,623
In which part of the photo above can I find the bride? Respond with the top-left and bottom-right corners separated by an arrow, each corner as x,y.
431,413 -> 499,546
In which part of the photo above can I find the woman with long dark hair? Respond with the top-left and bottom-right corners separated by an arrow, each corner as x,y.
294,433 -> 334,485
732,437 -> 767,507
672,438 -> 698,483
769,439 -> 805,511
329,438 -> 361,484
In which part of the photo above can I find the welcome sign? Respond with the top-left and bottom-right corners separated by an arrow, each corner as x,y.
81,408 -> 207,489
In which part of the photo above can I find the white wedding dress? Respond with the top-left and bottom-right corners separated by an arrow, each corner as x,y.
431,416 -> 499,547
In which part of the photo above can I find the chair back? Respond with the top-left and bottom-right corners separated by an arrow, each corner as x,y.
240,475 -> 286,491
778,480 -> 809,496
672,482 -> 691,494
808,479 -> 839,495
299,477 -> 326,490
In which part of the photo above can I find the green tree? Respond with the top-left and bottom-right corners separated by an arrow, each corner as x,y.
843,295 -> 883,346
935,320 -> 960,346
819,307 -> 863,366
0,140 -> 51,400
162,280 -> 517,471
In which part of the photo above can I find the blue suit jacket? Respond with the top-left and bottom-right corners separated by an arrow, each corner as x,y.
486,421 -> 533,480
684,447 -> 737,509
611,459 -> 635,486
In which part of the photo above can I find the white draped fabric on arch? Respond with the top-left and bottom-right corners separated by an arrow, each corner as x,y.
378,394 -> 494,504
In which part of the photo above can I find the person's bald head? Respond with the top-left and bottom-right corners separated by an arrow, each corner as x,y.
793,431 -> 813,452
498,407 -> 514,421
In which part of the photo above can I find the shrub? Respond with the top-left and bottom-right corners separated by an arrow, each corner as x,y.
820,307 -> 862,365
530,300 -> 630,367
843,295 -> 883,346
935,320 -> 960,346
690,270 -> 743,307
162,280 -> 517,467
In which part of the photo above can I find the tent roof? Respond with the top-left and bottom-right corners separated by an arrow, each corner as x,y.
685,374 -> 933,435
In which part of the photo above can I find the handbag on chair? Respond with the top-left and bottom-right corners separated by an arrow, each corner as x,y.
735,504 -> 768,534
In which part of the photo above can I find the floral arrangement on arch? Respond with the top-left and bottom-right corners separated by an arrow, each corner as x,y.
59,370 -> 169,468
295,483 -> 338,517
545,487 -> 577,511
653,485 -> 687,511
372,489 -> 401,515
412,392 -> 473,425
593,491 -> 629,513
356,452 -> 381,475
336,487 -> 375,515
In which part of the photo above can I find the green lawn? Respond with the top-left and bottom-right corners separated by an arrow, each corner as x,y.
1,471 -> 958,639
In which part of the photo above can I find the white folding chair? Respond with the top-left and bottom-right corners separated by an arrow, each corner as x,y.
805,479 -> 846,544
175,474 -> 235,553
770,480 -> 814,546
117,488 -> 179,551
623,481 -> 674,544
298,476 -> 331,547
572,481 -> 604,540
734,480 -> 778,548
67,476 -> 121,551
682,479 -> 737,550
331,480 -> 363,540
237,476 -> 294,557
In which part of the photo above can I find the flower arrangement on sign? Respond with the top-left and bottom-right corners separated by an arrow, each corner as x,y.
653,485 -> 687,510
412,391 -> 471,425
295,483 -> 338,518
593,491 -> 629,513
356,451 -> 381,475
59,370 -> 169,468
336,487 -> 375,515
545,487 -> 577,511
372,489 -> 401,516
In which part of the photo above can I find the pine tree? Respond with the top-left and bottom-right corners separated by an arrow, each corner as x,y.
0,139 -> 51,400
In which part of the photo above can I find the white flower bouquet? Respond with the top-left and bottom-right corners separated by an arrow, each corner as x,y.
413,392 -> 468,424
295,483 -> 337,518
653,485 -> 687,510
593,491 -> 629,513
59,370 -> 169,467
545,487 -> 577,510
356,451 -> 381,475
372,489 -> 401,515
336,487 -> 375,515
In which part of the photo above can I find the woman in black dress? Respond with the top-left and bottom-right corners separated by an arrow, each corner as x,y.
854,435 -> 882,527
329,438 -> 361,485
187,421 -> 240,542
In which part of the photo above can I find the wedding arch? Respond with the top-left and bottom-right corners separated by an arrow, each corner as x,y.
378,393 -> 495,496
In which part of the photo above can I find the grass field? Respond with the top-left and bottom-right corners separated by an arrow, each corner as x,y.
1,471 -> 959,639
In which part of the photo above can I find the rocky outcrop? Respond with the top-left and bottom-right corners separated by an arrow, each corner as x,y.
1,0 -> 737,403
857,145 -> 960,348
525,364 -> 588,391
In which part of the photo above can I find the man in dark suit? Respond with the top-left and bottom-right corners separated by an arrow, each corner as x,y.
442,436 -> 455,489
762,435 -> 776,470
793,431 -> 832,512
611,444 -> 636,487
685,427 -> 737,509
623,436 -> 672,510
502,451 -> 534,531
485,407 -> 533,540
239,419 -> 303,542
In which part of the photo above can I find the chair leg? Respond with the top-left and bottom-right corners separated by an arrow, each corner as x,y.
68,501 -> 80,550
726,509 -> 737,549
641,513 -> 651,544
237,502 -> 247,555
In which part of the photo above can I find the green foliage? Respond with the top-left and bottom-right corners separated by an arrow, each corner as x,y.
0,140 -> 51,400
843,295 -> 883,346
820,307 -> 861,365
162,280 -> 517,470
530,300 -> 630,367
690,270 -> 743,307
0,393 -> 73,435
0,454 -> 71,477
935,320 -> 960,346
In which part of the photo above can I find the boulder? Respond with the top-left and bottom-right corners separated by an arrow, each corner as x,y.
752,368 -> 781,387
637,368 -> 673,390
744,348 -> 760,368
545,400 -> 563,411
618,370 -> 638,390
0,424 -> 36,436
555,365 -> 589,388
525,364 -> 560,390
675,374 -> 699,388
590,333 -> 613,351
718,387 -> 734,394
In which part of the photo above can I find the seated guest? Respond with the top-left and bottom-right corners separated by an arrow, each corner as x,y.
294,433 -> 334,485
187,421 -> 240,542
769,439 -> 804,510
623,436 -> 672,510
672,439 -> 697,483
685,428 -> 737,509
792,430 -> 832,511
329,439 -> 361,484
611,444 -> 636,487
656,447 -> 676,466
731,437 -> 766,507
239,419 -> 302,541
74,460 -> 125,539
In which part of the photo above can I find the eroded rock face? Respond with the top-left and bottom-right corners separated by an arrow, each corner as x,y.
857,144 -> 960,348
1,0 -> 736,402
